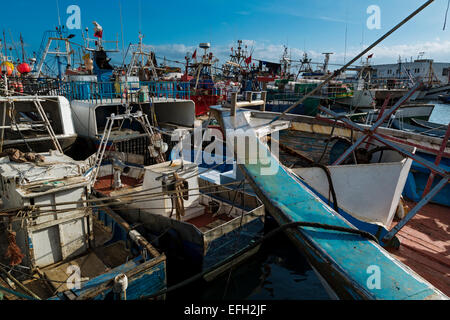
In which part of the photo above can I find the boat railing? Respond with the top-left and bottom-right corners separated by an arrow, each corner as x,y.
267,92 -> 312,103
59,80 -> 191,104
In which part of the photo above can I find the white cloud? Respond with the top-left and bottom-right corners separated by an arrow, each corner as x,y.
111,39 -> 450,70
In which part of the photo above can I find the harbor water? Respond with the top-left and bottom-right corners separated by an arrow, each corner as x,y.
428,102 -> 450,125
169,217 -> 331,300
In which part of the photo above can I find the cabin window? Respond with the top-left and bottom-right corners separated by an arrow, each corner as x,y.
0,100 -> 64,141
443,68 -> 449,76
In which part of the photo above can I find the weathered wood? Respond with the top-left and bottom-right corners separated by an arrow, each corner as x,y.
0,265 -> 41,300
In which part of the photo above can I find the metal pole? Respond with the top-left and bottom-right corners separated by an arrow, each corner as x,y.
383,177 -> 448,243
421,123 -> 450,196
268,0 -> 435,124
0,74 -> 7,152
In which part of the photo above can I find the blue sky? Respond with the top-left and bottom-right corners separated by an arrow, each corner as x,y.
2,0 -> 450,69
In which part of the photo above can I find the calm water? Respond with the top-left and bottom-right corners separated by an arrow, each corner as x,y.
169,217 -> 331,301
428,101 -> 450,125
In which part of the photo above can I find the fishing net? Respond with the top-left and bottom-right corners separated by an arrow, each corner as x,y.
5,231 -> 24,266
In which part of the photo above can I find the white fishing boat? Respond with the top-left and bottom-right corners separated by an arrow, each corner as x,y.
0,95 -> 77,152
0,150 -> 166,300
91,159 -> 265,281
291,156 -> 413,228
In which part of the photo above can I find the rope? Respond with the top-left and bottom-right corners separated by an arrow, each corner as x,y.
0,283 -> 37,300
0,158 -> 234,216
4,181 -> 245,223
292,162 -> 339,212
139,220 -> 379,300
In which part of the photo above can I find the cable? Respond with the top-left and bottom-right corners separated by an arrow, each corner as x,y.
4,181 -> 245,222
0,283 -> 37,300
444,0 -> 450,30
0,157 -> 234,215
138,220 -> 379,300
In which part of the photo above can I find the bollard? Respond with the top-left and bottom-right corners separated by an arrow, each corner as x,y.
113,273 -> 128,300
261,91 -> 267,111
231,92 -> 238,116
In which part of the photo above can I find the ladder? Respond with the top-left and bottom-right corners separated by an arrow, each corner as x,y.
89,106 -> 166,186
32,98 -> 64,153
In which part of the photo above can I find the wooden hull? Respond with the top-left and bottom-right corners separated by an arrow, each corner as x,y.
211,106 -> 447,300
292,158 -> 412,228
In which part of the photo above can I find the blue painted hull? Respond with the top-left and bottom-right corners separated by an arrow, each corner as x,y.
212,106 -> 447,300
49,207 -> 167,300
403,151 -> 450,207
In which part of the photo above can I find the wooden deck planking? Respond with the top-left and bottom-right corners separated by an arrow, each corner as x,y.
388,201 -> 450,296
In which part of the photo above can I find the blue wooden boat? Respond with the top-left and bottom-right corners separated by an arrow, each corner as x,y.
92,159 -> 265,283
0,151 -> 166,300
211,106 -> 447,300
391,119 -> 446,138
49,204 -> 167,300
403,150 -> 450,207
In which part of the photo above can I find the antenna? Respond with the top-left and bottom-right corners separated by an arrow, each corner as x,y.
56,0 -> 62,27
138,0 -> 143,33
119,0 -> 125,60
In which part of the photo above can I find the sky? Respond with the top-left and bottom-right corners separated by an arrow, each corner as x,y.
1,0 -> 450,70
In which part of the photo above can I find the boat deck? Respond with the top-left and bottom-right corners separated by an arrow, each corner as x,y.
93,175 -> 142,196
187,211 -> 234,233
388,201 -> 450,296
0,218 -> 131,300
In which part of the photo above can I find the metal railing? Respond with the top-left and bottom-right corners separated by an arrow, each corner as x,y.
0,78 -> 192,103
61,80 -> 191,104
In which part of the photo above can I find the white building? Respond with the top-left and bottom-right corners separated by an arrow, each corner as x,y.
372,59 -> 450,84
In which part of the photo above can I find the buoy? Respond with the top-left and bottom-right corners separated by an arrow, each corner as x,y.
1,62 -> 14,76
17,63 -> 31,74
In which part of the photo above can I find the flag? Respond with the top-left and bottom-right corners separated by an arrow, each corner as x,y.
245,55 -> 252,65
93,21 -> 103,39
368,54 -> 373,59
192,49 -> 197,59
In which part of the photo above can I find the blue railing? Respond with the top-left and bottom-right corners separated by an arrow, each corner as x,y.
59,81 -> 191,104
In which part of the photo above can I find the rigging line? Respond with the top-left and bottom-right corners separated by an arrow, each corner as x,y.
222,179 -> 247,299
0,261 -> 90,285
7,188 -> 250,224
0,283 -> 37,300
265,0 -> 435,126
7,30 -> 20,61
0,150 -> 233,215
41,186 -> 246,216
444,0 -> 450,30
139,220 -> 379,300
3,181 -> 245,219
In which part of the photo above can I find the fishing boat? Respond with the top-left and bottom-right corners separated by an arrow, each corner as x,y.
49,27 -> 196,160
0,150 -> 166,300
210,105 -> 447,299
181,43 -> 226,116
91,158 -> 265,282
0,95 -> 77,153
